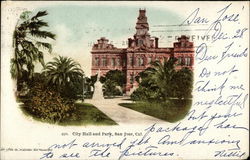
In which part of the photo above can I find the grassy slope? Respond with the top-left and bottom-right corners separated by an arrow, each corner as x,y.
119,99 -> 192,123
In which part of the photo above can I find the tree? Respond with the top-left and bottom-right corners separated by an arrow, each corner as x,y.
145,57 -> 178,101
172,67 -> 193,99
101,70 -> 126,87
131,67 -> 162,102
43,56 -> 84,99
103,79 -> 122,98
100,70 -> 125,97
11,10 -> 55,91
131,57 -> 193,101
84,75 -> 97,98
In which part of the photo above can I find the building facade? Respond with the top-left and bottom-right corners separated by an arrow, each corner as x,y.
91,9 -> 194,93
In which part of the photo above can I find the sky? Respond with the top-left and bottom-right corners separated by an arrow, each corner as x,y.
31,4 -> 187,76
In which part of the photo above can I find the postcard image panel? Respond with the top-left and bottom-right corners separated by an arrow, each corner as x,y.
1,1 -> 249,160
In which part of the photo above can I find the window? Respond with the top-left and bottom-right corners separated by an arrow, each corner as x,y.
123,59 -> 126,66
95,57 -> 99,66
130,74 -> 134,84
181,42 -> 185,47
138,39 -> 143,46
147,57 -> 152,64
117,58 -> 121,66
155,57 -> 159,62
102,57 -> 107,66
111,58 -> 115,66
185,57 -> 191,66
138,57 -> 144,66
140,57 -> 144,66
178,57 -> 182,64
164,57 -> 168,62
129,57 -> 133,66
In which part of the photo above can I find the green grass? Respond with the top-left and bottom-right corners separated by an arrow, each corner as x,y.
20,102 -> 117,126
119,99 -> 192,122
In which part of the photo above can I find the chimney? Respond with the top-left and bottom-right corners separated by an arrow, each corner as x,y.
155,37 -> 159,48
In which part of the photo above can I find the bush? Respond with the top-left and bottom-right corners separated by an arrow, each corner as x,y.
100,70 -> 126,96
24,81 -> 78,123
103,79 -> 122,97
130,86 -> 162,102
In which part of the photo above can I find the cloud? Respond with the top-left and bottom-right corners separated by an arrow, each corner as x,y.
42,24 -> 93,76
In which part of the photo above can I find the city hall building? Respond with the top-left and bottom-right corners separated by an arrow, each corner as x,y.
91,9 -> 194,94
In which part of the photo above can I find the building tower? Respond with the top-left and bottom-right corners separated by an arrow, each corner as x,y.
128,9 -> 156,49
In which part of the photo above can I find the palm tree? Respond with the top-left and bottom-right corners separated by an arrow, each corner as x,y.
145,57 -> 178,100
11,10 -> 55,90
43,56 -> 84,91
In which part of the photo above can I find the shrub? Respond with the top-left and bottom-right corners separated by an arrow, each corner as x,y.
103,79 -> 122,97
100,70 -> 126,97
130,86 -> 162,102
24,81 -> 78,123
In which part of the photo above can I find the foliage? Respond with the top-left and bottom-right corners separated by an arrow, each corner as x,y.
131,57 -> 193,101
130,86 -> 162,102
43,56 -> 84,99
11,10 -> 55,86
86,75 -> 97,89
100,70 -> 125,97
23,78 -> 78,123
84,75 -> 97,98
103,79 -> 122,97
172,67 -> 193,99
145,57 -> 178,100
20,74 -> 116,125
21,101 -> 117,125
100,70 -> 126,87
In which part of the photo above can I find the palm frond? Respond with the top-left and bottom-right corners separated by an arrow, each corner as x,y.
30,30 -> 56,40
36,41 -> 52,53
37,51 -> 45,67
43,56 -> 84,88
31,11 -> 48,20
28,20 -> 48,30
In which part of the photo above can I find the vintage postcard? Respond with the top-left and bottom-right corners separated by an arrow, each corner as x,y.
1,1 -> 249,160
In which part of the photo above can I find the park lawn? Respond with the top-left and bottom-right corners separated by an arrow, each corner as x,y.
119,99 -> 192,122
20,102 -> 117,126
